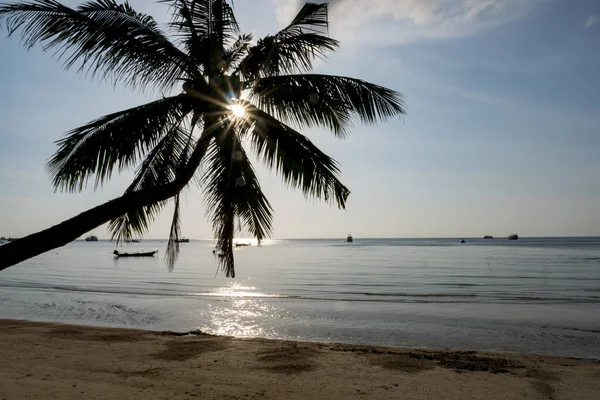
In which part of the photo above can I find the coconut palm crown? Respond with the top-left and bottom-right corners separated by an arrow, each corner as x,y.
0,0 -> 405,277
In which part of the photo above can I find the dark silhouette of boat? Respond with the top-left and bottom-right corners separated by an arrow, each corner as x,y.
346,234 -> 353,243
508,233 -> 519,240
235,242 -> 251,247
125,239 -> 140,243
460,239 -> 466,243
483,235 -> 493,239
176,238 -> 190,243
113,250 -> 158,257
85,235 -> 98,242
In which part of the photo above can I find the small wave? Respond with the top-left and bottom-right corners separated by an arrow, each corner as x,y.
433,283 -> 480,287
2,281 -> 598,305
339,291 -> 477,298
566,327 -> 600,334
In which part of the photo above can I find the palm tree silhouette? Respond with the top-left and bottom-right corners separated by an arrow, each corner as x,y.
0,0 -> 405,277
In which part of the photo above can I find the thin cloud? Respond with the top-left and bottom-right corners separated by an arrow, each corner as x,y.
584,16 -> 598,29
274,0 -> 542,45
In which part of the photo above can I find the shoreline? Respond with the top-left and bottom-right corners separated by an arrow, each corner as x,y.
4,315 -> 597,361
1,319 -> 599,399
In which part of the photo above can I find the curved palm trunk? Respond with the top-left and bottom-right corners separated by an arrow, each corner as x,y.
0,134 -> 212,271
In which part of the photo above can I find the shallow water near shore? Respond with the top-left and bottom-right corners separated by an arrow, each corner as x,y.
1,237 -> 599,358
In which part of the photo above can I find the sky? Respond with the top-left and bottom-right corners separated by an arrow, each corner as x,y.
1,0 -> 599,239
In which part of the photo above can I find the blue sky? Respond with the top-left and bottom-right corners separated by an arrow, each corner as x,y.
1,0 -> 599,239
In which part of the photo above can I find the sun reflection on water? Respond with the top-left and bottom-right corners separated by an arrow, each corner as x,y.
204,282 -> 278,298
195,298 -> 288,337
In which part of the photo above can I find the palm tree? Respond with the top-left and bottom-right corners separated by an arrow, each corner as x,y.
0,0 -> 405,277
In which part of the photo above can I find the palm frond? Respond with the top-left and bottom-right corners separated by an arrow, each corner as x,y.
165,0 -> 201,65
108,117 -> 211,245
250,74 -> 406,136
107,201 -> 166,244
47,95 -> 193,192
167,0 -> 238,74
222,32 -> 251,71
241,102 -> 350,208
165,194 -> 181,271
192,0 -> 239,45
0,0 -> 196,90
202,124 -> 273,277
127,124 -> 197,192
107,125 -> 193,243
231,144 -> 273,242
237,2 -> 338,79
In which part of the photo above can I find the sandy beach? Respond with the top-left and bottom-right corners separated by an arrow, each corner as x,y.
0,320 -> 598,399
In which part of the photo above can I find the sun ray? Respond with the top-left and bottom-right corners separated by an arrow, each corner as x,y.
229,104 -> 246,118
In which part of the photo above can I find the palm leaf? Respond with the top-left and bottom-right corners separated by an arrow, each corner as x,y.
107,201 -> 166,244
0,0 -> 196,90
165,0 -> 202,65
47,95 -> 193,192
237,3 -> 338,79
241,102 -> 350,208
190,0 -> 239,44
167,0 -> 238,74
108,117 -> 213,246
127,124 -> 197,192
165,193 -> 181,270
107,124 -> 194,243
202,124 -> 273,277
250,74 -> 406,136
222,33 -> 251,71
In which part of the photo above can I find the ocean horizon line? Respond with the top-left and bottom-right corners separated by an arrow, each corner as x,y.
63,235 -> 600,241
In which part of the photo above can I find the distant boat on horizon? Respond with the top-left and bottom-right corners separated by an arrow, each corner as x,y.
85,235 -> 98,242
483,235 -> 493,239
124,239 -> 140,243
508,233 -> 519,240
175,237 -> 190,243
346,234 -> 353,243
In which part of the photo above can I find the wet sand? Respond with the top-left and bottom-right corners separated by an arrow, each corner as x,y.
0,319 -> 598,399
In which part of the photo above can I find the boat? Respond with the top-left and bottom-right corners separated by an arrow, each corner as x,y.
85,235 -> 98,242
124,239 -> 140,243
460,239 -> 466,243
113,250 -> 158,257
508,233 -> 519,240
234,242 -> 251,247
176,238 -> 190,243
483,235 -> 493,239
346,234 -> 353,243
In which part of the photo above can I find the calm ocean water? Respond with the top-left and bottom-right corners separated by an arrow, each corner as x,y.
1,237 -> 599,358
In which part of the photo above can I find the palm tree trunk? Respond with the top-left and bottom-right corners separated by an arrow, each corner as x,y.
0,133 -> 212,271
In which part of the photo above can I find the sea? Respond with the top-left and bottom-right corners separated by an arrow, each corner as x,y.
0,237 -> 599,359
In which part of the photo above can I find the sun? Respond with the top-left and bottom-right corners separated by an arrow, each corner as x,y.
228,104 -> 247,119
